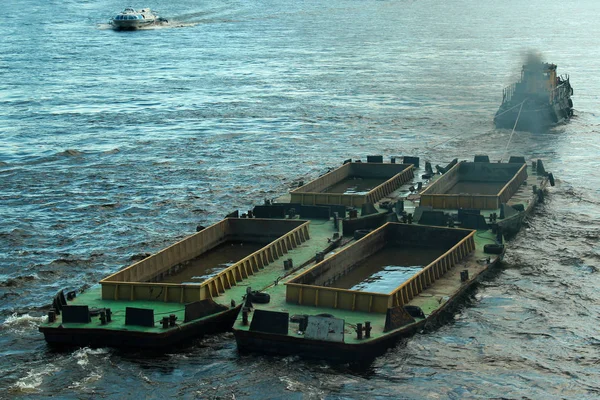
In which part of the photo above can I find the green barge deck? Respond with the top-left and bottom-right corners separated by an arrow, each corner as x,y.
233,223 -> 502,362
39,218 -> 340,349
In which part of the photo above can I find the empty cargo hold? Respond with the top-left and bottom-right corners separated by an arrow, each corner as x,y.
330,245 -> 446,293
419,161 -> 528,209
286,222 -> 475,313
101,218 -> 310,303
290,162 -> 414,207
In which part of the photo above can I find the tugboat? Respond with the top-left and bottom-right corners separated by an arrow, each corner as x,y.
494,62 -> 573,132
111,7 -> 167,30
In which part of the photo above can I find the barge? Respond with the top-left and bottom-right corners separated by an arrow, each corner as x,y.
494,61 -> 573,132
232,155 -> 554,362
39,154 -> 553,358
39,218 -> 326,349
38,159 -> 419,350
233,222 -> 501,362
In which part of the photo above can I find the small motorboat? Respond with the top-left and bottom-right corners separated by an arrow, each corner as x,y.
111,7 -> 167,30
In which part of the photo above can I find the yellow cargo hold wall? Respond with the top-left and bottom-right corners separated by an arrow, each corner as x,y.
290,163 -> 414,208
286,223 -> 475,314
100,219 -> 310,302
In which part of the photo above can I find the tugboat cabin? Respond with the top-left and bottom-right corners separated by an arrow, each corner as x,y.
495,61 -> 573,131
522,63 -> 557,98
504,63 -> 563,105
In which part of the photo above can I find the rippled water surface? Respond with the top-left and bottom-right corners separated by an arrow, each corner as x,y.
2,0 -> 600,398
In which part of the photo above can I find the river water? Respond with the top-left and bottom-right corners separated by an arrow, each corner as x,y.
1,0 -> 599,398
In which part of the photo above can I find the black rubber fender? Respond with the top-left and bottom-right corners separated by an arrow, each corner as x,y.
484,243 -> 504,255
249,291 -> 270,304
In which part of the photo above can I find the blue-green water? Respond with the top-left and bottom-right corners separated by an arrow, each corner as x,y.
1,0 -> 600,398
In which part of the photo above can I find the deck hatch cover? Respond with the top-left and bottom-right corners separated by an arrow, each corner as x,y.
299,205 -> 330,219
304,316 -> 344,343
249,309 -> 289,335
62,305 -> 91,324
252,205 -> 287,219
125,307 -> 155,327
